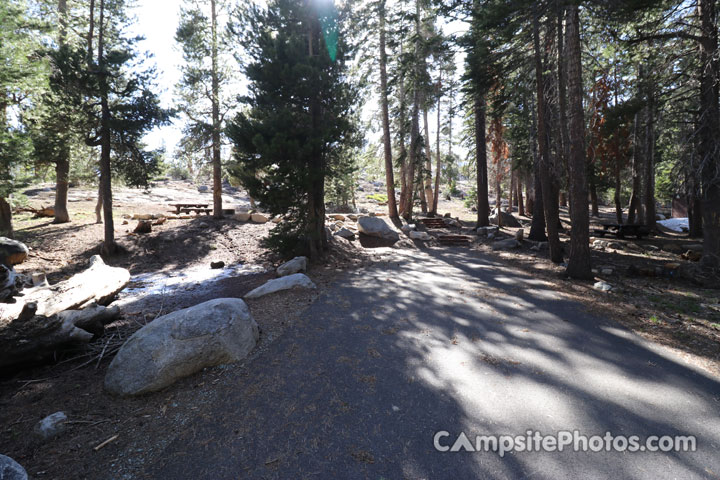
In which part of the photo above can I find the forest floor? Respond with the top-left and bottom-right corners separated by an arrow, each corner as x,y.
0,178 -> 718,478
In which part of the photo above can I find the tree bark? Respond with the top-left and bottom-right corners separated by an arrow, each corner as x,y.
565,5 -> 592,279
643,78 -> 656,227
614,161 -> 623,224
378,0 -> 399,220
533,10 -> 561,261
431,71 -> 442,216
475,93 -> 489,227
517,173 -> 525,216
422,107 -> 433,214
403,0 -> 422,221
0,198 -> 13,238
97,0 -> 116,255
211,0 -> 223,218
628,112 -> 641,224
698,0 -> 720,266
53,0 -> 71,225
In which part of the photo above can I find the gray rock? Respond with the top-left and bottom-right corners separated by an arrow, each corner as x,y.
409,231 -> 432,241
34,411 -> 67,439
401,224 -> 416,233
357,216 -> 399,242
492,238 -> 521,250
477,226 -> 499,236
334,228 -> 355,240
0,237 -> 28,267
489,210 -> 522,228
277,256 -> 308,277
530,242 -> 548,252
443,218 -> 462,228
593,281 -> 613,292
251,213 -> 269,224
245,273 -> 317,299
104,298 -> 258,396
210,261 -> 225,269
0,455 -> 27,480
197,185 -> 210,193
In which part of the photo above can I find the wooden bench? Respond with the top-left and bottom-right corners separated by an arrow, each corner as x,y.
594,223 -> 650,239
178,207 -> 212,215
169,203 -> 209,214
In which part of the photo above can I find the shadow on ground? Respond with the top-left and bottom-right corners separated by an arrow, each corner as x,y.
138,246 -> 720,480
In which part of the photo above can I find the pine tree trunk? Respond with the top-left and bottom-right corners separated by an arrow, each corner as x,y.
643,82 -> 656,227
53,0 -> 71,225
698,0 -> 720,266
517,174 -> 524,216
431,72 -> 442,216
397,45 -> 409,218
475,93 -> 489,227
422,107 -> 433,214
0,198 -> 13,238
98,0 -> 115,255
507,171 -> 514,213
614,161 -> 623,224
404,0 -> 422,221
528,95 -> 546,241
533,11 -> 561,261
211,0 -> 223,218
565,5 -> 592,279
378,0 -> 398,220
688,195 -> 703,238
589,178 -> 599,217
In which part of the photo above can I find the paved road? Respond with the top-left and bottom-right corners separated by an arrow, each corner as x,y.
145,248 -> 720,479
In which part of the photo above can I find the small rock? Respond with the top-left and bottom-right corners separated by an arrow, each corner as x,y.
401,224 -> 416,233
593,281 -> 613,292
492,238 -> 521,251
329,214 -> 346,221
34,412 -> 67,439
251,213 -> 269,224
197,185 -> 210,193
153,217 -> 167,226
271,217 -> 282,224
601,268 -> 613,275
0,454 -> 27,480
131,213 -> 153,220
682,250 -> 702,262
234,213 -> 251,222
277,256 -> 308,277
122,220 -> 129,225
514,229 -> 524,241
210,261 -> 225,269
0,237 -> 28,267
346,214 -> 358,221
409,231 -> 432,241
133,220 -> 152,234
662,243 -> 683,254
245,273 -> 317,299
530,242 -> 548,252
334,228 -> 355,240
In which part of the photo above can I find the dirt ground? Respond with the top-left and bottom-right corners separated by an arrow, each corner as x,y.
1,178 -> 719,478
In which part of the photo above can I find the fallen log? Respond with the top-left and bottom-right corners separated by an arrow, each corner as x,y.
0,255 -> 130,323
0,303 -> 121,368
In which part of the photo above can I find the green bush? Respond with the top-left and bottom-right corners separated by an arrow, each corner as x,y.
367,193 -> 388,203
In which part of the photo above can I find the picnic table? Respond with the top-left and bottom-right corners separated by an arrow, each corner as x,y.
593,223 -> 650,239
169,203 -> 211,215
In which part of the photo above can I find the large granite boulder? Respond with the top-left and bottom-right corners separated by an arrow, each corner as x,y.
488,210 -> 522,228
277,256 -> 307,277
245,273 -> 316,299
357,216 -> 399,242
105,298 -> 258,396
0,237 -> 28,267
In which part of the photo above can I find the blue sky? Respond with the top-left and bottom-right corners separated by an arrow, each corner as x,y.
131,0 -> 184,154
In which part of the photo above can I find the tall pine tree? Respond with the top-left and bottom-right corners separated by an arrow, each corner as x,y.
228,0 -> 358,258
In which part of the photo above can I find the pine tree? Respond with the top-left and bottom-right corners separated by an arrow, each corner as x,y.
175,0 -> 234,218
227,0 -> 358,258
